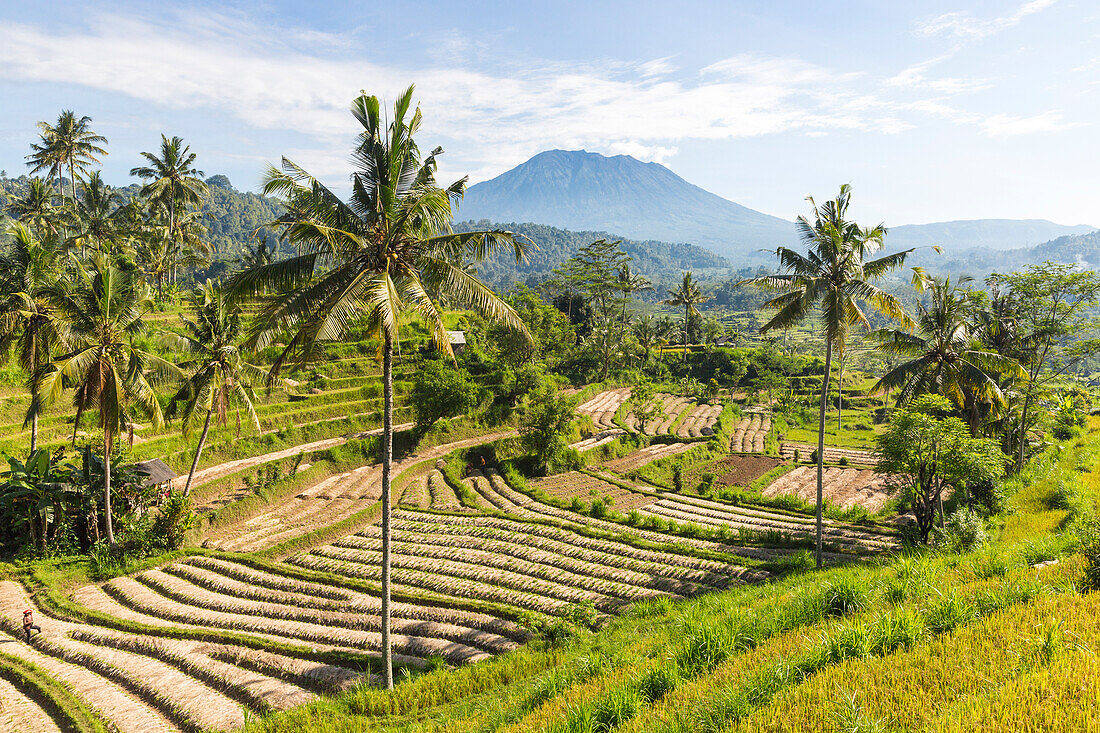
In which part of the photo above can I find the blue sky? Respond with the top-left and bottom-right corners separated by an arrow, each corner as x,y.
0,0 -> 1096,226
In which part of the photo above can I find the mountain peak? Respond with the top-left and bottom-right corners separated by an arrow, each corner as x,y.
459,149 -> 792,261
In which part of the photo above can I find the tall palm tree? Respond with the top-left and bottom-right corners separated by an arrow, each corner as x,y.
34,255 -> 180,547
25,111 -> 108,202
5,178 -> 62,239
871,277 -> 1024,436
745,184 -> 916,568
131,135 -> 207,281
616,264 -> 652,326
0,224 -> 66,453
165,281 -> 263,497
663,272 -> 711,361
69,171 -> 121,253
229,85 -> 531,688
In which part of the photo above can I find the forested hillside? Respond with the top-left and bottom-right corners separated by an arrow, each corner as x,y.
0,172 -> 282,263
455,219 -> 729,293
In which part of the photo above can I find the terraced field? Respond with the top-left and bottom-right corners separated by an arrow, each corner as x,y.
779,442 -> 879,465
621,394 -> 722,437
762,465 -> 894,512
598,441 -> 696,472
731,411 -> 771,453
576,388 -> 631,430
202,431 -> 513,552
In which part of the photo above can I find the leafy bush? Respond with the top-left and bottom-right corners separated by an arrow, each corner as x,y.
1079,520 -> 1100,591
934,508 -> 987,553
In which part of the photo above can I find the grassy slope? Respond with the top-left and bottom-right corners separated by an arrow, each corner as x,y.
240,420 -> 1100,733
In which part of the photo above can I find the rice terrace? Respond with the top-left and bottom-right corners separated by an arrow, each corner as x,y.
2,3 -> 1100,732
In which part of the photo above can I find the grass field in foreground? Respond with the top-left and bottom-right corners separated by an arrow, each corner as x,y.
238,420 -> 1100,733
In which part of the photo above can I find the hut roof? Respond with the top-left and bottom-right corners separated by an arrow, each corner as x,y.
131,459 -> 177,486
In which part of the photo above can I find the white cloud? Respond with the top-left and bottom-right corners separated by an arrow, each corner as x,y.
605,141 -> 679,163
887,56 -> 991,94
0,7 -> 1081,186
979,111 -> 1082,136
918,0 -> 1058,39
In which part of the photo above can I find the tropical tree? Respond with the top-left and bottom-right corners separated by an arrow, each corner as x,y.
992,263 -> 1100,466
871,277 -> 1024,435
165,281 -> 263,497
69,171 -> 122,253
131,135 -> 207,282
0,223 -> 66,452
25,111 -> 108,202
5,178 -> 62,238
745,184 -> 916,568
34,255 -> 180,547
663,272 -> 711,361
229,85 -> 531,688
616,264 -> 651,326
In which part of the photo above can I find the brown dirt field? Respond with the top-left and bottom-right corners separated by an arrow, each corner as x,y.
710,455 -> 784,487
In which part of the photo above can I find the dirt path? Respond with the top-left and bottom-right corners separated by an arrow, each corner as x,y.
203,431 -> 515,553
190,422 -> 415,500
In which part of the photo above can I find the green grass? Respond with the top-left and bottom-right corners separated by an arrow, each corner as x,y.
0,650 -> 112,733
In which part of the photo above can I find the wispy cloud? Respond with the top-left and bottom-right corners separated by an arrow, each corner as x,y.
0,7 -> 1081,185
979,110 -> 1081,136
918,0 -> 1058,40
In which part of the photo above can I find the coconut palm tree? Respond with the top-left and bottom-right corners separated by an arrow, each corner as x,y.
229,85 -> 531,688
69,171 -> 122,253
663,272 -> 711,361
33,255 -> 180,547
165,281 -> 263,497
0,223 -> 66,453
5,178 -> 62,239
616,264 -> 651,326
745,184 -> 916,568
25,111 -> 108,202
131,135 -> 207,281
871,277 -> 1025,436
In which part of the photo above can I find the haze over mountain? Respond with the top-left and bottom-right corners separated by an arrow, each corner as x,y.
888,219 -> 1095,252
459,150 -> 1095,263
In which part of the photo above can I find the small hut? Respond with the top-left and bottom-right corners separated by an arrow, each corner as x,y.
446,330 -> 468,356
131,459 -> 178,494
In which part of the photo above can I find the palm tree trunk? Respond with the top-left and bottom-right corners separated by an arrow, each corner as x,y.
30,412 -> 38,454
381,332 -> 394,690
183,406 -> 214,498
683,306 -> 690,363
70,159 -> 78,202
836,364 -> 843,431
815,339 -> 833,569
1016,389 -> 1032,469
104,433 -> 116,548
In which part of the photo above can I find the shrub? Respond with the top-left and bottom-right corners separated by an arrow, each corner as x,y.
934,508 -> 987,553
152,489 -> 196,550
672,462 -> 684,493
1079,520 -> 1100,591
838,456 -> 849,467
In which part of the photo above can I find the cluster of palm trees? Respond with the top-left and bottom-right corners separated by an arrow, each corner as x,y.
748,184 -> 1090,566
15,111 -> 211,292
2,92 -> 530,688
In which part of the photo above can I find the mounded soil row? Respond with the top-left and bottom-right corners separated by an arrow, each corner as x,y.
780,442 -> 879,466
600,442 -> 696,473
763,465 -> 893,512
577,388 -> 631,430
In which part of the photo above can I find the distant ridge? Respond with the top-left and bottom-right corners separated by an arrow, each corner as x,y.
458,149 -> 1095,263
889,219 -> 1095,252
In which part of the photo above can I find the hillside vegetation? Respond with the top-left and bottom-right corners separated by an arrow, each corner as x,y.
0,95 -> 1098,733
